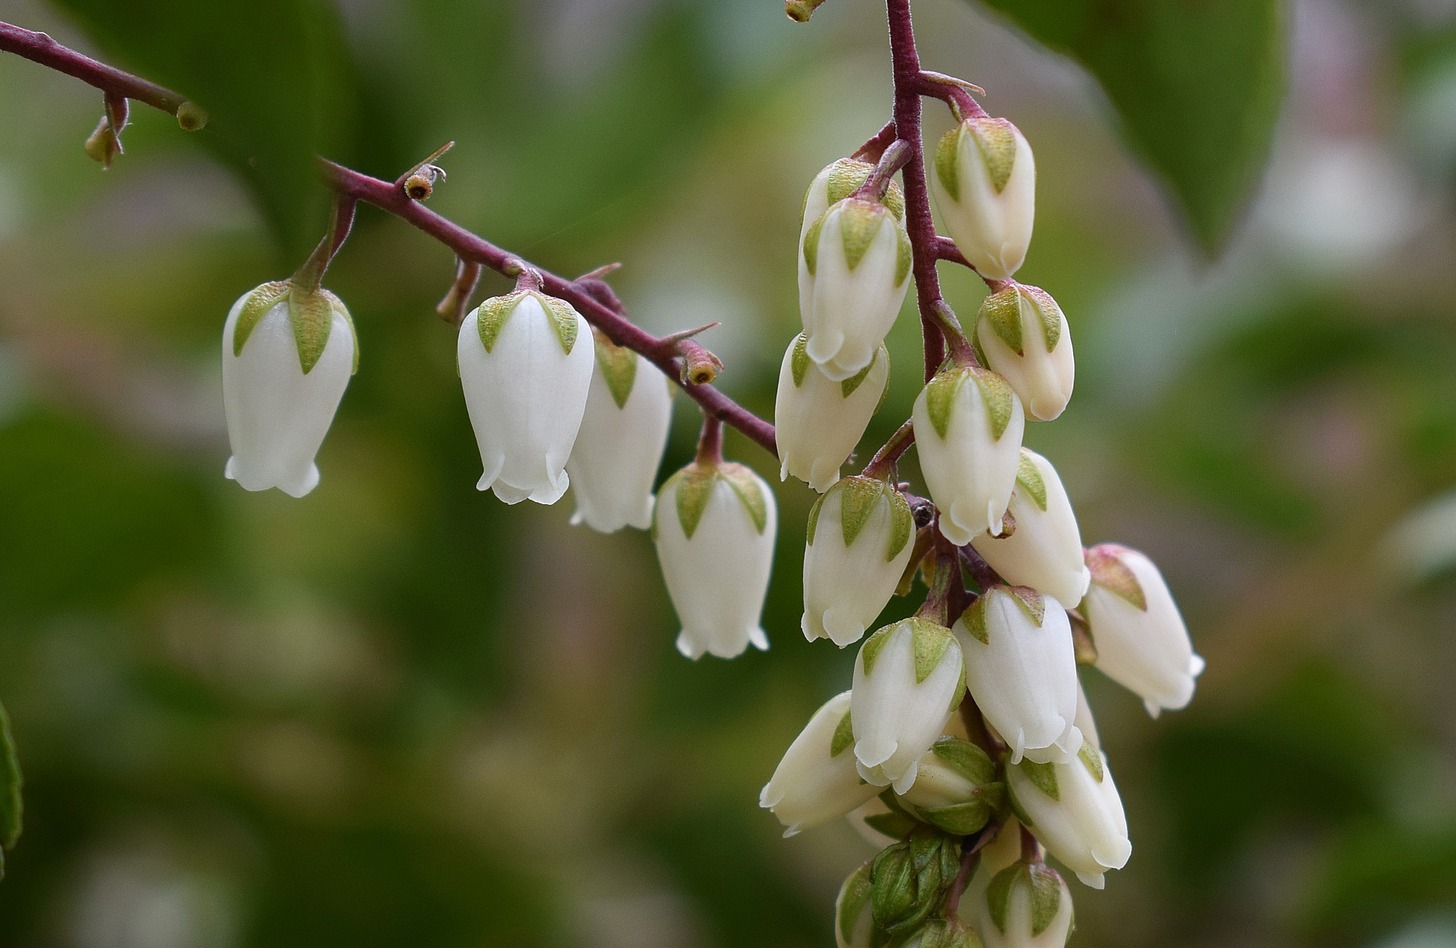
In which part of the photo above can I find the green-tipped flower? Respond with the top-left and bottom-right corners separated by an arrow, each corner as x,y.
932,116 -> 1035,281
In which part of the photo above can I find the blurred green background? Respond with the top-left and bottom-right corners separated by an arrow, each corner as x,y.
1,0 -> 1455,945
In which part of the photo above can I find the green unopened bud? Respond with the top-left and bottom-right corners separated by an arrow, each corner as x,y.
870,829 -> 961,936
903,917 -> 983,948
900,738 -> 1005,836
786,0 -> 830,22
83,115 -> 121,168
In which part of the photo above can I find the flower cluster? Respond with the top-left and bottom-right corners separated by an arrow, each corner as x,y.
758,107 -> 1203,946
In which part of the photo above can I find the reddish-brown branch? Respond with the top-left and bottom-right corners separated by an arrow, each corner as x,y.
0,20 -> 777,457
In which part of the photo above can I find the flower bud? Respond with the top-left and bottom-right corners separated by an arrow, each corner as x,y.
565,332 -> 673,532
760,691 -> 879,836
898,737 -> 1003,836
800,197 -> 912,381
955,586 -> 1082,765
222,280 -> 358,497
652,460 -> 776,659
835,859 -> 877,948
970,450 -> 1090,608
980,861 -> 1073,948
458,290 -> 593,504
803,476 -> 916,647
931,117 -> 1035,281
776,334 -> 889,492
800,157 -> 906,250
1080,545 -> 1205,717
900,918 -> 983,948
974,285 -> 1073,422
1006,746 -> 1130,889
852,619 -> 966,793
912,365 -> 1025,545
870,830 -> 962,937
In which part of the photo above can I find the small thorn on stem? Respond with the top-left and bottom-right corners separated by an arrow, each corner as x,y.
436,257 -> 481,325
577,262 -> 622,282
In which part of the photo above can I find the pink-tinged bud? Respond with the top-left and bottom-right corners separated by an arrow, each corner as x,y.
912,365 -> 1026,545
974,285 -> 1073,422
970,449 -> 1091,608
760,691 -> 879,836
1081,544 -> 1205,717
931,117 -> 1035,281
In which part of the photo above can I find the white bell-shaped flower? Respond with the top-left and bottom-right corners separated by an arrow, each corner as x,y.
1007,746 -> 1131,889
760,691 -> 879,837
974,284 -> 1074,422
955,585 -> 1082,765
802,476 -> 916,647
912,365 -> 1025,545
565,332 -> 673,532
850,618 -> 965,794
970,450 -> 1091,607
458,290 -> 594,504
776,334 -> 889,492
980,861 -> 1074,948
931,116 -> 1035,281
652,460 -> 776,659
222,280 -> 358,498
1080,544 -> 1204,717
799,196 -> 912,381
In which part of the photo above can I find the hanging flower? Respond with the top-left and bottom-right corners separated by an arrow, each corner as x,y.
970,449 -> 1091,608
222,280 -> 358,498
1080,544 -> 1204,717
775,334 -> 889,492
760,690 -> 879,836
974,284 -> 1073,422
457,289 -> 594,504
931,116 -> 1035,281
802,476 -> 916,647
652,459 -> 777,659
1007,746 -> 1131,889
912,364 -> 1025,544
566,331 -> 673,532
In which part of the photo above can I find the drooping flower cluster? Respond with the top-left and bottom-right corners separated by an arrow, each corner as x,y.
758,103 -> 1203,946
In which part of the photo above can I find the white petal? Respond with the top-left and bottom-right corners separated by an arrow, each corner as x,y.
566,353 -> 672,532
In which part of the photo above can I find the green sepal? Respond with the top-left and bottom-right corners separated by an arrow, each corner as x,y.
968,117 -> 1019,194
859,624 -> 894,676
959,585 -> 1046,646
821,158 -> 906,220
671,466 -> 719,540
830,709 -> 855,758
863,807 -> 919,840
720,463 -> 770,535
921,797 -> 995,836
969,367 -> 1018,441
594,331 -> 638,409
978,286 -> 1026,356
0,700 -> 21,876
1019,285 -> 1063,352
1006,585 -> 1047,626
803,212 -> 826,276
1085,546 -> 1149,611
885,489 -> 913,563
230,280 -> 290,358
805,492 -> 825,547
836,860 -> 876,947
895,228 -> 913,286
537,293 -> 581,355
790,333 -> 811,387
835,476 -> 889,550
909,619 -> 954,684
935,128 -> 962,202
475,291 -> 525,354
1077,743 -> 1105,783
838,200 -> 888,272
841,355 -> 878,399
930,737 -> 997,787
1018,759 -> 1060,801
958,596 -> 991,645
988,863 -> 1065,937
288,286 -> 337,375
1015,451 -> 1049,511
985,864 -> 1017,934
922,368 -> 968,440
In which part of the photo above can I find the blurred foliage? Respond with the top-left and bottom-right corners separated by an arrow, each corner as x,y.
977,0 -> 1285,250
0,0 -> 1454,947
